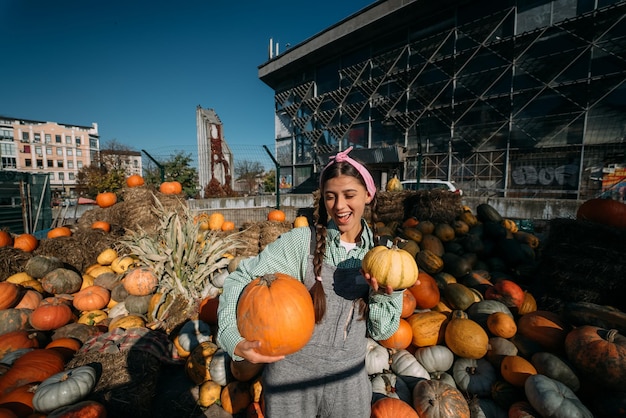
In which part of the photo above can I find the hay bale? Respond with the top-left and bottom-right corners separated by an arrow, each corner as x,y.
535,218 -> 626,312
259,221 -> 292,252
33,228 -> 118,273
0,247 -> 32,281
77,186 -> 186,235
238,222 -> 261,256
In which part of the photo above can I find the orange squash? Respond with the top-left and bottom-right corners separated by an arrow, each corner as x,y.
159,181 -> 183,194
73,285 -> 111,311
0,231 -> 13,248
221,221 -> 236,231
378,318 -> 413,350
517,310 -> 570,352
371,397 -> 419,418
123,267 -> 158,296
91,221 -> 111,233
0,331 -> 39,359
13,234 -> 38,252
126,174 -> 145,187
444,310 -> 489,359
46,226 -> 72,239
487,311 -> 517,339
0,282 -> 21,310
95,192 -> 117,208
406,311 -> 448,347
408,271 -> 440,309
29,303 -> 73,331
208,213 -> 225,231
0,349 -> 65,396
267,209 -> 286,222
237,273 -> 315,356
500,355 -> 537,387
401,289 -> 417,318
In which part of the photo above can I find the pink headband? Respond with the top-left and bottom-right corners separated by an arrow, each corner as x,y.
320,146 -> 376,197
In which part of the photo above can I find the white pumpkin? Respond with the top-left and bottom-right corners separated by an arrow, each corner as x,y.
390,349 -> 430,391
452,357 -> 496,397
33,366 -> 98,413
414,345 -> 454,373
107,301 -> 129,319
365,338 -> 390,375
429,371 -> 457,388
176,319 -> 213,354
371,371 -> 412,404
209,348 -> 233,386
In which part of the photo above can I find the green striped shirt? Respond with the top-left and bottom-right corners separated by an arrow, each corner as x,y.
217,219 -> 402,360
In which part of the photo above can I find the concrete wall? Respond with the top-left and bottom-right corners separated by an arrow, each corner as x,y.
188,194 -> 581,223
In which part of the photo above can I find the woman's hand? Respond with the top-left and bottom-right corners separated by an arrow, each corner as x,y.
234,340 -> 285,364
362,270 -> 394,295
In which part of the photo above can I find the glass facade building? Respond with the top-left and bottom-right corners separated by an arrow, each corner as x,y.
259,0 -> 626,199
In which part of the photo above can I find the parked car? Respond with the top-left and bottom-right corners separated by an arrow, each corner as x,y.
400,179 -> 462,195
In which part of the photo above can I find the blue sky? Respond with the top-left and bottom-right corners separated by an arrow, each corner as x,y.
1,0 -> 374,165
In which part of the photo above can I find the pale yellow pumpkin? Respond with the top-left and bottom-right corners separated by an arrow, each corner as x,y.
362,245 -> 418,290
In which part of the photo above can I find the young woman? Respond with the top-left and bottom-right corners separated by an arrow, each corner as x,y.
217,147 -> 403,417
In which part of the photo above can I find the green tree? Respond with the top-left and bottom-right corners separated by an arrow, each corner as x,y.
143,151 -> 199,198
75,139 -> 138,197
235,160 -> 264,194
263,169 -> 276,193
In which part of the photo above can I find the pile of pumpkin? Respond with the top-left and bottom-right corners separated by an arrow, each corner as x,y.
360,203 -> 625,418
1,198 -> 625,418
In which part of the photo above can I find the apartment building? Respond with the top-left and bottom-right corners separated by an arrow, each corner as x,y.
0,115 -> 99,197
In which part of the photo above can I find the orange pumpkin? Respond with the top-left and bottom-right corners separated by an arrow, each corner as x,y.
0,282 -> 21,310
517,310 -> 570,352
221,221 -> 236,231
0,382 -> 37,417
45,337 -> 82,361
293,216 -> 309,228
371,397 -> 419,418
267,209 -> 286,222
487,311 -> 517,339
0,231 -> 13,248
444,310 -> 489,359
401,289 -> 417,318
408,271 -> 440,309
237,273 -> 315,356
0,349 -> 65,396
198,295 -> 219,324
123,267 -> 159,296
13,234 -> 38,252
576,198 -> 626,229
378,318 -> 413,350
95,192 -> 117,208
72,285 -> 111,311
485,279 -> 525,309
220,381 -> 252,415
0,331 -> 39,359
91,221 -> 111,233
208,213 -> 225,230
47,226 -> 72,239
29,303 -> 74,331
14,289 -> 43,310
159,181 -> 183,194
126,174 -> 145,188
37,400 -> 107,418
500,355 -> 537,387
406,311 -> 448,347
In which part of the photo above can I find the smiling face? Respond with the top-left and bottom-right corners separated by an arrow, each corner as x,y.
323,174 -> 372,243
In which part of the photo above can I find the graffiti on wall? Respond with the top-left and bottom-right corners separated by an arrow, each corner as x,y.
511,163 -> 579,188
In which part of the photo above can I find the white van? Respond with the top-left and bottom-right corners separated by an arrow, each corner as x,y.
400,179 -> 462,195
